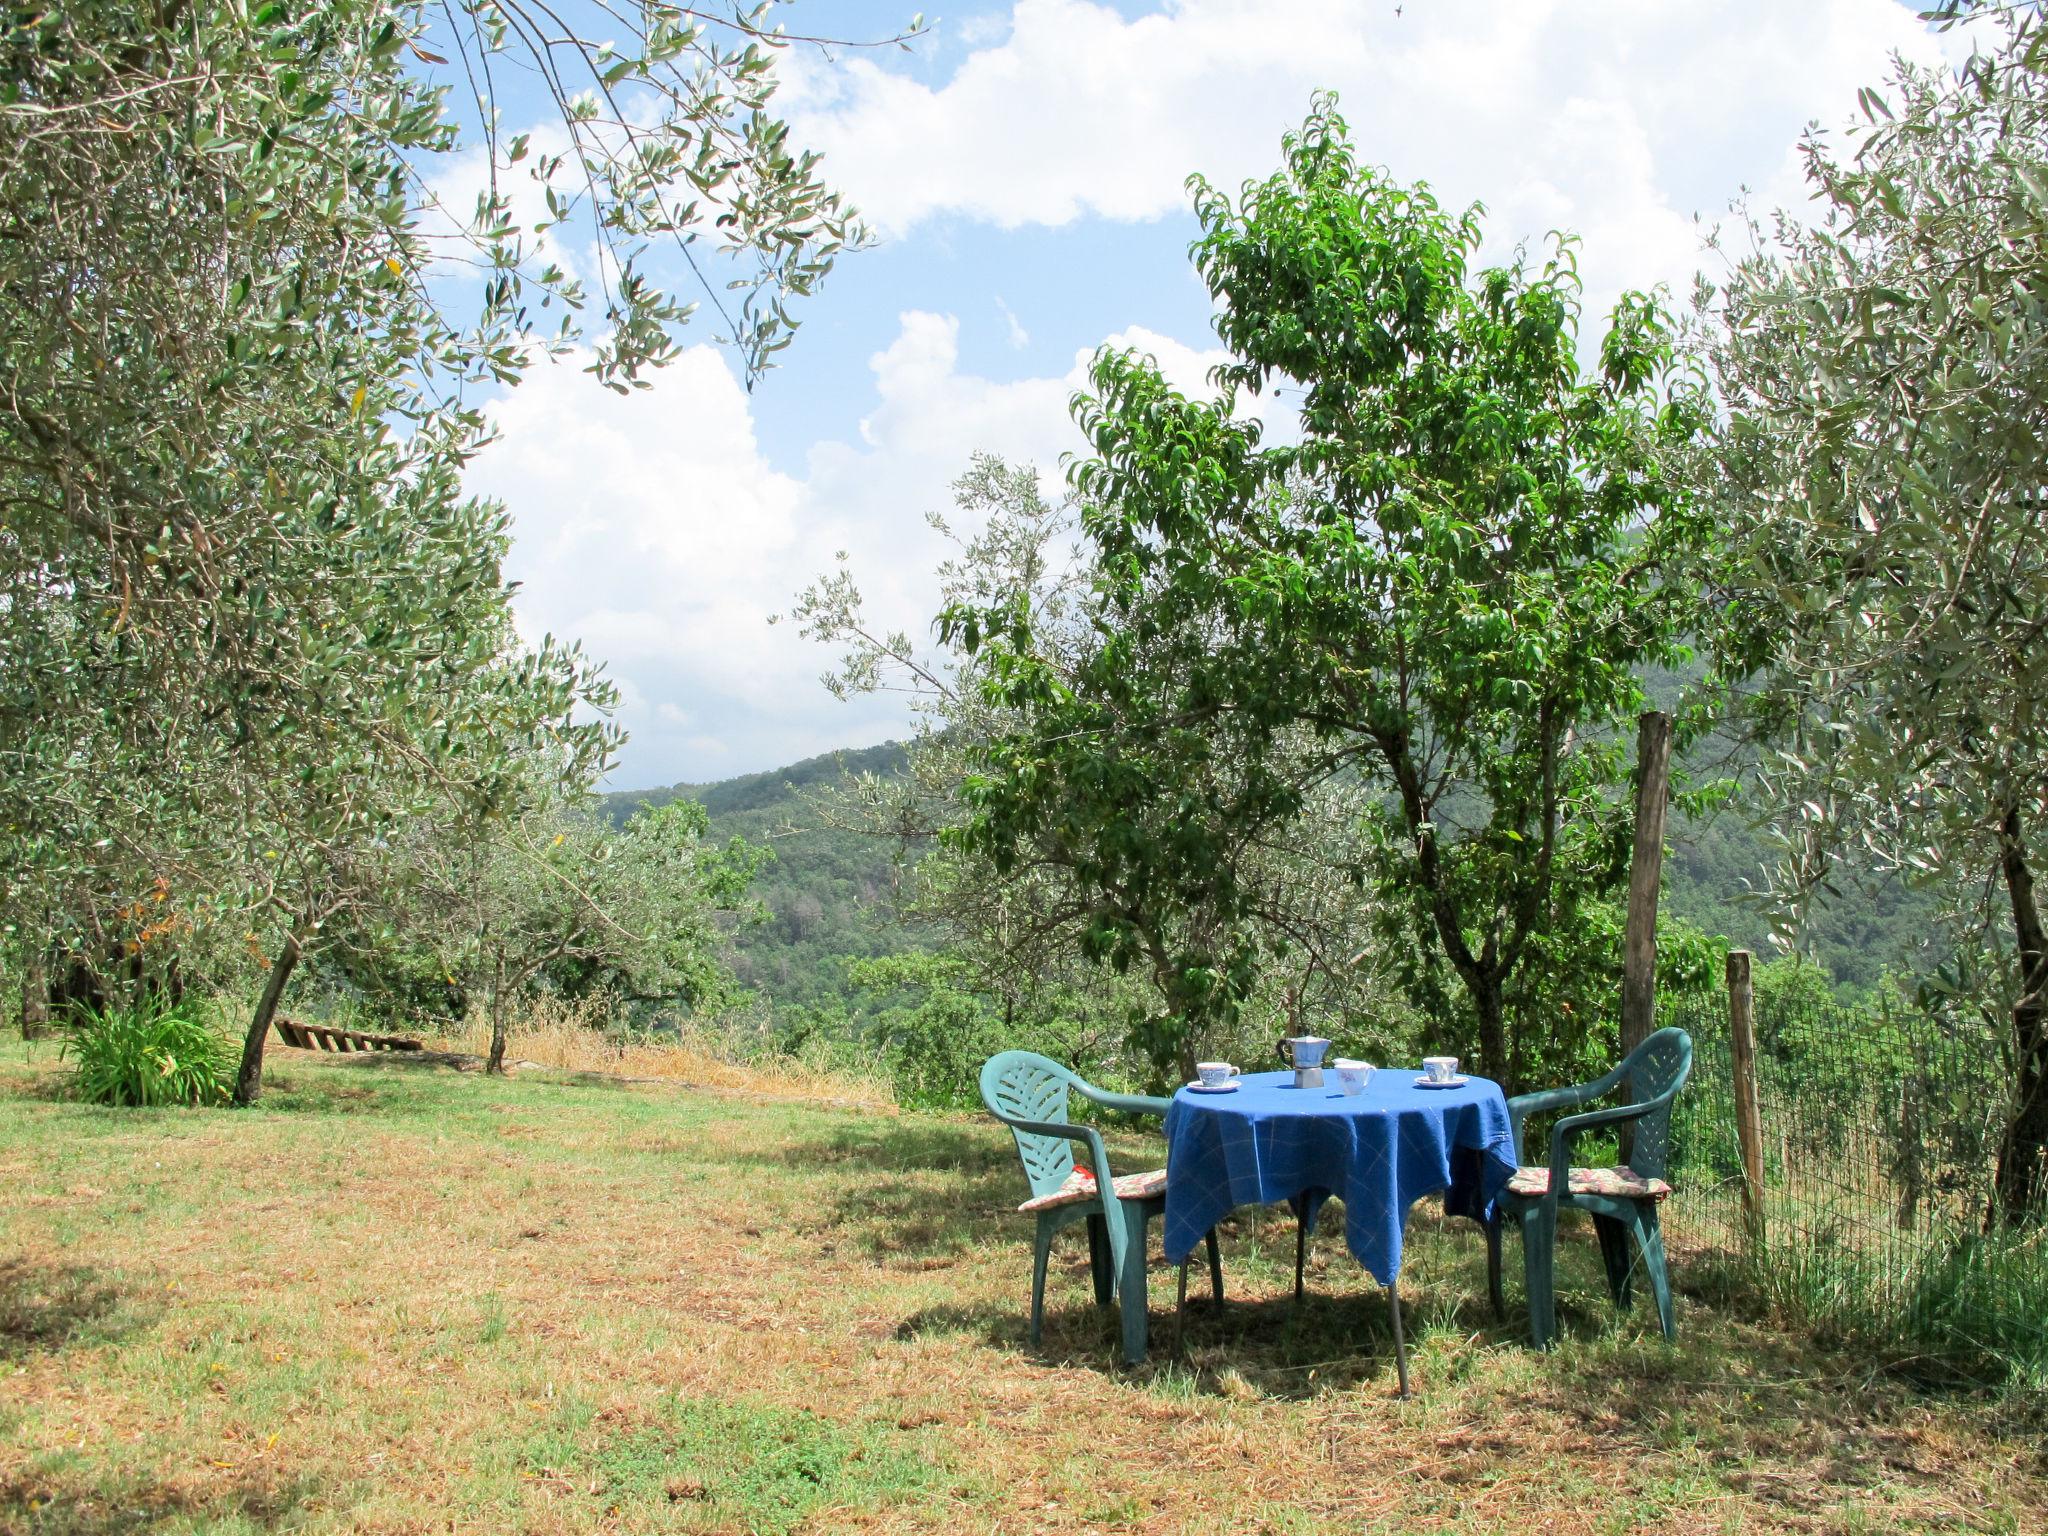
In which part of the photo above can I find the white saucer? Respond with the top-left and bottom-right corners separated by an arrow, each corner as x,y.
1186,1080 -> 1241,1093
1414,1075 -> 1469,1089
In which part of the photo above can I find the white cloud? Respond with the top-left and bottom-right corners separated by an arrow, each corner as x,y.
478,0 -> 1972,789
473,316 -> 1233,788
996,295 -> 1031,349
789,0 -> 1957,311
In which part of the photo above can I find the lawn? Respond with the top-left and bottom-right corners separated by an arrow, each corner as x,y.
1,1044 -> 2042,1535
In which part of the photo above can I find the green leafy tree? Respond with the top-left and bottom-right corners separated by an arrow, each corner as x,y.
0,0 -> 622,1097
1703,8 -> 2048,1221
940,100 -> 1716,1088
393,790 -> 763,1073
0,0 -> 898,1086
798,454 -> 1399,1085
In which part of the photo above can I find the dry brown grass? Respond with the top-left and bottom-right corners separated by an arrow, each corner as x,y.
419,995 -> 892,1110
1,1042 -> 2042,1535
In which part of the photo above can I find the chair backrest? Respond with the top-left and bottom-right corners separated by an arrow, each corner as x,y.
1622,1026 -> 1693,1179
980,1050 -> 1080,1203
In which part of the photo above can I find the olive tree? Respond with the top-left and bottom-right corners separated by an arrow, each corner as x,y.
1704,8 -> 2048,1222
391,787 -> 764,1073
0,0 -> 901,1084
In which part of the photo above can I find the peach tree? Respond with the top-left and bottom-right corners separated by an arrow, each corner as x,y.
945,100 -> 1716,1087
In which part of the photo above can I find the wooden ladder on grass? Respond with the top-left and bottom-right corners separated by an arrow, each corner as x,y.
273,1017 -> 423,1054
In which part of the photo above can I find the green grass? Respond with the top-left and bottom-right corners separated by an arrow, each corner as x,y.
0,1039 -> 2043,1534
1713,1215 -> 2048,1394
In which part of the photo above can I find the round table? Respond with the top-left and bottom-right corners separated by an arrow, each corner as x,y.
1161,1068 -> 1518,1392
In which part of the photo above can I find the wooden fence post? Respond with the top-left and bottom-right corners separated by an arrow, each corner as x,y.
1727,948 -> 1767,1248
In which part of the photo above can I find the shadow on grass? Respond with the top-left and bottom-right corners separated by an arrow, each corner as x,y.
0,1260 -> 151,1362
0,1467 -> 320,1535
765,1119 -> 1033,1261
891,1285 -> 1433,1400
896,1215 -> 1791,1406
254,1061 -> 455,1118
11,1063 -> 80,1104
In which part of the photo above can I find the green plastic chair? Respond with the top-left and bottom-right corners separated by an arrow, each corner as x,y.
1488,1027 -> 1693,1348
980,1050 -> 1222,1365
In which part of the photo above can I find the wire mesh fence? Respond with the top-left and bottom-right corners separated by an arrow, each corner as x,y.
1664,972 -> 2048,1389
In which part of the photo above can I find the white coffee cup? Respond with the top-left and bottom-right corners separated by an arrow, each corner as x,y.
1195,1061 -> 1239,1087
1334,1059 -> 1374,1095
1422,1056 -> 1460,1084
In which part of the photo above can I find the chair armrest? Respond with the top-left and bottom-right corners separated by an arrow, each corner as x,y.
1544,1087 -> 1682,1194
1507,1053 -> 1638,1152
996,1116 -> 1120,1199
1073,1081 -> 1173,1120
1505,1081 -> 1598,1151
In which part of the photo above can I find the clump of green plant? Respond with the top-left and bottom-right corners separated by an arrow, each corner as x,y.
63,998 -> 235,1107
1909,1229 -> 2048,1395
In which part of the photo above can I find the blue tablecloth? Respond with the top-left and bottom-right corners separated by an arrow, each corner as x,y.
1162,1069 -> 1518,1285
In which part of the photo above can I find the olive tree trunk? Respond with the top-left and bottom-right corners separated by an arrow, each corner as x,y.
1993,807 -> 2048,1226
486,965 -> 511,1076
234,931 -> 303,1106
19,949 -> 48,1041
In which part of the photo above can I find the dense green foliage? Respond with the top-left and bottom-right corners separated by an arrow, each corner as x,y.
1704,7 -> 2048,1219
1663,808 -> 1937,996
928,102 -> 1715,1087
62,998 -> 236,1108
364,791 -> 764,1068
602,742 -> 920,1011
611,737 -> 1940,1027
0,0 -> 884,1092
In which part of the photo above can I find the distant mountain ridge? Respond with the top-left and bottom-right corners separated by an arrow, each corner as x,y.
608,737 -> 1933,1011
601,740 -> 911,825
601,741 -> 919,1011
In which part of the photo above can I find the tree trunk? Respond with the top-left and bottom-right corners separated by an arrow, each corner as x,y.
234,931 -> 302,1107
486,965 -> 510,1075
1138,925 -> 1203,1084
19,949 -> 49,1041
1472,972 -> 1508,1088
1993,806 -> 2048,1227
1620,711 -> 1675,1061
51,953 -> 108,1027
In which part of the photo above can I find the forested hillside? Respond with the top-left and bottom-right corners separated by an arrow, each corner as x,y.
601,742 -> 925,1010
607,738 -> 1933,1014
1662,807 -> 1937,994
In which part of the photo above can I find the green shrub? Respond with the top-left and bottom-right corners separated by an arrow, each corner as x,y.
63,998 -> 235,1107
838,953 -> 1102,1111
1909,1229 -> 2048,1393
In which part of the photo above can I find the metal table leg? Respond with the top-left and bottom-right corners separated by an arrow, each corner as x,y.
1174,1258 -> 1190,1357
1387,1281 -> 1412,1399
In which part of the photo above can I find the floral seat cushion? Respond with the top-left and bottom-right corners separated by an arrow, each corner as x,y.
1018,1164 -> 1169,1212
1505,1164 -> 1672,1201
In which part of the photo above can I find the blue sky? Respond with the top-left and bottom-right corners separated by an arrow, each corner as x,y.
452,0 -> 1955,792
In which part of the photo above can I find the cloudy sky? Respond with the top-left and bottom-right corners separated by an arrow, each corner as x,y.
461,0 -> 1956,793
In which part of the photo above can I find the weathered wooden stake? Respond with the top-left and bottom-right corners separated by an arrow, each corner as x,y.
1620,711 -> 1676,1063
1727,948 -> 1767,1248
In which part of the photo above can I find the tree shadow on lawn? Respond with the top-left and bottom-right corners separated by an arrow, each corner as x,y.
762,1118 -> 1045,1262
255,1061 -> 448,1117
0,1259 -> 153,1363
891,1217 -> 1946,1421
0,1466 -> 321,1536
